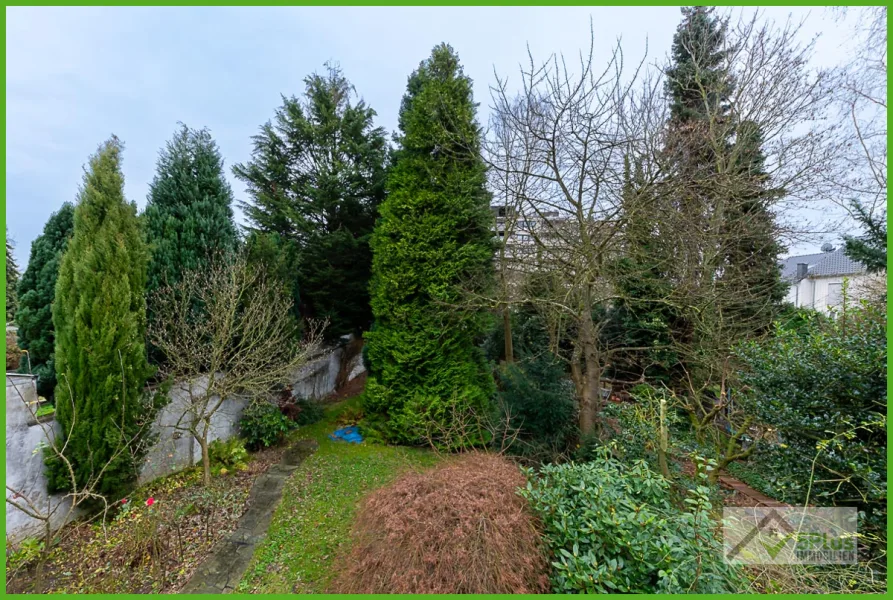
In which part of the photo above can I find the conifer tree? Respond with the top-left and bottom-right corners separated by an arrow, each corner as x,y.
662,7 -> 784,352
843,200 -> 886,273
234,64 -> 387,337
364,44 -> 495,444
48,138 -> 155,496
15,203 -> 75,398
606,157 -> 678,383
6,231 -> 20,322
144,125 -> 239,300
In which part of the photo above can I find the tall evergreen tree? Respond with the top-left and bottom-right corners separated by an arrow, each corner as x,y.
47,138 -> 155,496
665,6 -> 733,125
15,203 -> 75,399
364,44 -> 496,445
606,156 -> 679,383
234,64 -> 387,337
244,229 -> 303,325
6,230 -> 20,322
662,7 -> 784,349
144,125 -> 239,299
720,120 -> 787,327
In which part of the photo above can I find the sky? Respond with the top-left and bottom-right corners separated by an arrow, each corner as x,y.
6,6 -> 857,267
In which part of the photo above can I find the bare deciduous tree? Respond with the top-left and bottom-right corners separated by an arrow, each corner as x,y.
489,28 -> 654,436
148,253 -> 324,485
828,6 -> 886,223
6,369 -> 161,570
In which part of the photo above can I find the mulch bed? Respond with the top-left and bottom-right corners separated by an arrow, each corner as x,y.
6,445 -> 286,594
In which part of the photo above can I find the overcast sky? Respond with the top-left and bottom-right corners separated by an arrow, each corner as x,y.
6,6 -> 855,266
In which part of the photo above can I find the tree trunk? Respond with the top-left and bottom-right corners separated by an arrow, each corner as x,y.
578,311 -> 601,437
502,305 -> 514,364
199,428 -> 211,486
658,398 -> 671,478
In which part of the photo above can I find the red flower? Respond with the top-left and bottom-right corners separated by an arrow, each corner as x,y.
121,498 -> 127,504
145,497 -> 155,507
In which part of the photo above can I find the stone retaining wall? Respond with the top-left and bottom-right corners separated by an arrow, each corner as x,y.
5,339 -> 364,544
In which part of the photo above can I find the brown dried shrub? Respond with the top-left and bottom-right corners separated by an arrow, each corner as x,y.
330,452 -> 551,594
7,330 -> 23,371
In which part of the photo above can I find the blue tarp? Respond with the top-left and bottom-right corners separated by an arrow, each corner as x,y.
329,425 -> 363,444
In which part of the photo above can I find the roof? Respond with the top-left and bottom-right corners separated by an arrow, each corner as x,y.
779,248 -> 867,281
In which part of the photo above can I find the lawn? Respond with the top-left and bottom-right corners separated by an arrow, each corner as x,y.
236,395 -> 442,593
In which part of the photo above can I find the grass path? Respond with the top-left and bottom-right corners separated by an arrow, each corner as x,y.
236,396 -> 441,593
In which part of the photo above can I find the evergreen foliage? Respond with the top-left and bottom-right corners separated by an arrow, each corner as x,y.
719,120 -> 787,326
144,125 -> 238,301
244,230 -> 302,324
47,138 -> 156,496
843,200 -> 887,273
665,6 -> 733,125
606,156 -> 679,383
234,64 -> 387,337
363,44 -> 496,445
14,203 -> 75,398
6,230 -> 20,322
657,6 -> 785,380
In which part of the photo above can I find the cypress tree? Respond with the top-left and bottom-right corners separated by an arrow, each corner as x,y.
144,125 -> 239,300
364,44 -> 496,445
6,231 -> 20,322
15,203 -> 75,399
234,64 -> 387,337
48,138 -> 154,496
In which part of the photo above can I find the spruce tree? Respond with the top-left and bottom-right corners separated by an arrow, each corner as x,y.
234,64 -> 387,337
15,203 -> 75,399
6,231 -> 20,322
145,125 -> 239,299
720,120 -> 787,328
364,44 -> 496,445
664,6 -> 783,343
48,138 -> 154,496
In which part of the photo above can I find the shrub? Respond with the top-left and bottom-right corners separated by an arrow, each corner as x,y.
7,538 -> 44,573
330,453 -> 550,593
294,397 -> 325,426
208,437 -> 249,474
736,302 -> 886,551
240,401 -> 295,450
6,330 -> 23,371
578,385 -> 689,467
496,354 -> 576,458
520,448 -> 742,593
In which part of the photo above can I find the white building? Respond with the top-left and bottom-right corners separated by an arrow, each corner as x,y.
780,246 -> 878,314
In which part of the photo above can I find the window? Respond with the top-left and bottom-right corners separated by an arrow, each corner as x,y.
826,282 -> 843,309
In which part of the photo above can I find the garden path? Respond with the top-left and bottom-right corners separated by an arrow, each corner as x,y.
180,439 -> 319,593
